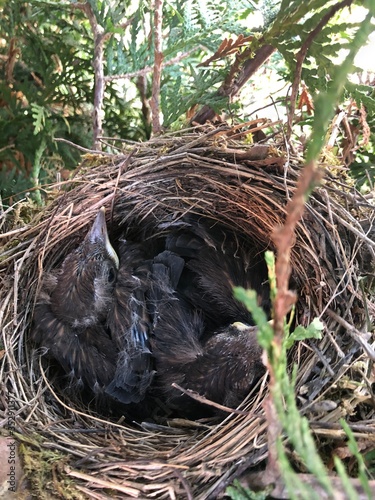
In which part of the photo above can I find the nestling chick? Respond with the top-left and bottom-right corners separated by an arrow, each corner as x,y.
32,208 -> 119,394
165,216 -> 270,331
150,250 -> 265,417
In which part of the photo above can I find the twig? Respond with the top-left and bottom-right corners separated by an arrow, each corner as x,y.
104,49 -> 197,83
326,309 -> 375,360
309,421 -> 375,434
150,0 -> 164,135
110,148 -> 138,226
84,3 -> 105,150
263,160 -> 323,491
136,75 -> 152,131
173,469 -> 194,500
70,4 -> 133,150
171,383 -> 251,416
326,110 -> 347,150
5,38 -> 20,83
262,397 -> 283,486
65,468 -> 141,497
272,160 -> 323,341
54,137 -> 113,155
205,446 -> 268,500
192,44 -> 275,124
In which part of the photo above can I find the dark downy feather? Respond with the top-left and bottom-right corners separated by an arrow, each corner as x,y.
165,216 -> 270,330
31,208 -> 119,395
150,250 -> 266,417
105,239 -> 155,404
32,301 -> 116,392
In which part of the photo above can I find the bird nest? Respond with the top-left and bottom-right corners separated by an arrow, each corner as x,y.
1,125 -> 374,498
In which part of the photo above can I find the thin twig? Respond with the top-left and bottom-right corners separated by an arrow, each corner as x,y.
171,383 -> 250,416
193,44 -> 275,124
54,137 -> 113,155
104,49 -> 197,83
272,160 -> 323,342
326,309 -> 375,360
72,2 -> 106,150
150,0 -> 164,135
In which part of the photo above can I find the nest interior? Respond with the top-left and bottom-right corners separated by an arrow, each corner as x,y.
1,126 -> 374,499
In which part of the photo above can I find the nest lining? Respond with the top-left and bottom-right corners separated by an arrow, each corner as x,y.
0,125 -> 374,498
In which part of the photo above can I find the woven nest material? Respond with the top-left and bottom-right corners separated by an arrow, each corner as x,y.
1,125 -> 374,499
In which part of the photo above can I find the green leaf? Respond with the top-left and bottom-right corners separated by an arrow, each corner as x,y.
30,103 -> 50,135
284,318 -> 323,349
333,457 -> 359,500
226,479 -> 269,499
340,419 -> 372,498
306,9 -> 375,162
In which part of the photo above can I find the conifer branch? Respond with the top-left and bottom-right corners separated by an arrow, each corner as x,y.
286,0 -> 354,141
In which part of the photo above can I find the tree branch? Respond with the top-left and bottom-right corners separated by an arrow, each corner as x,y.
150,0 -> 164,135
72,2 -> 105,150
136,75 -> 152,133
272,160 -> 323,342
103,49 -> 196,82
192,43 -> 275,125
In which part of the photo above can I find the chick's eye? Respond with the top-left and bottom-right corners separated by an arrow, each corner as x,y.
107,266 -> 116,283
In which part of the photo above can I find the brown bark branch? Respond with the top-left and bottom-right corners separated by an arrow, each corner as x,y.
192,44 -> 276,125
150,0 -> 164,136
72,2 -> 105,150
5,38 -> 20,83
92,34 -> 106,150
136,75 -> 152,132
272,160 -> 323,343
71,3 -> 134,150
